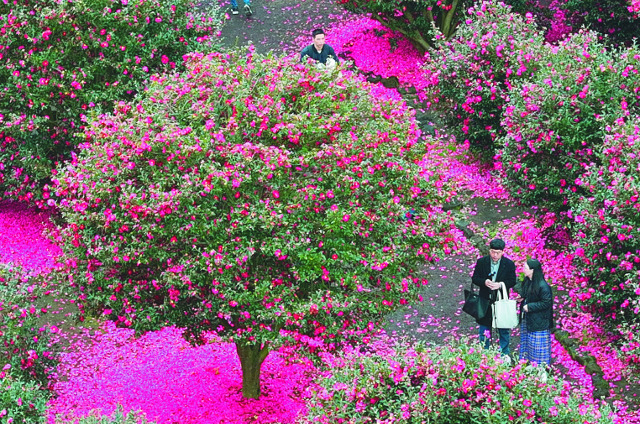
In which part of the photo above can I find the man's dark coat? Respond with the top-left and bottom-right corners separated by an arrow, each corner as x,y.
471,255 -> 517,328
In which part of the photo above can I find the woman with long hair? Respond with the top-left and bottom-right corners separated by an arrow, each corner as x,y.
519,258 -> 554,365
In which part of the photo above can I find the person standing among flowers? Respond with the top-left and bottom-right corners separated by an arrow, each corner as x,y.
471,238 -> 517,356
300,28 -> 339,67
517,258 -> 554,365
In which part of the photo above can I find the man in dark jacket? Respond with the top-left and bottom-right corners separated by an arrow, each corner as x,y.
300,28 -> 339,66
471,238 -> 517,356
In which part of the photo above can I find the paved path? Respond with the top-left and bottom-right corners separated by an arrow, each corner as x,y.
202,0 -> 354,55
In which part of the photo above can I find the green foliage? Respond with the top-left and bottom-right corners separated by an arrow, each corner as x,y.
499,30 -> 640,209
303,337 -> 613,423
422,0 -> 544,156
336,0 -> 470,53
53,48 -> 457,394
55,406 -> 156,424
0,265 -> 58,389
564,0 -> 639,46
0,375 -> 48,424
569,116 -> 640,325
0,265 -> 58,424
0,0 -> 223,207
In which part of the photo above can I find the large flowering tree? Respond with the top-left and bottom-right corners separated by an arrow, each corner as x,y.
54,49 -> 458,398
0,0 -> 221,207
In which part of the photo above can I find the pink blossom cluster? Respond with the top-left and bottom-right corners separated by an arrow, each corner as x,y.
544,2 -> 574,43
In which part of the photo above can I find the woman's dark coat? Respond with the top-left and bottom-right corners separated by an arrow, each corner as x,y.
520,277 -> 554,332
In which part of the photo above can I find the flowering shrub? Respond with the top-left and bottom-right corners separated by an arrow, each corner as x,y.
303,337 -> 612,423
55,406 -> 156,424
0,0 -> 222,207
54,48 -> 458,398
499,30 -> 640,209
0,375 -> 48,424
335,0 -> 470,54
0,265 -> 57,389
564,0 -> 639,46
568,116 -> 640,326
0,265 -> 58,424
422,0 -> 544,155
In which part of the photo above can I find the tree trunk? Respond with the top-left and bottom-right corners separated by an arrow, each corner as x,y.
235,341 -> 270,399
441,0 -> 461,40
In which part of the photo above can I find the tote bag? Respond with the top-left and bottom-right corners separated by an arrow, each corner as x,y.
492,282 -> 518,329
462,282 -> 489,320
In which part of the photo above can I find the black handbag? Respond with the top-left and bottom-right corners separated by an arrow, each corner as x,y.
463,281 -> 489,320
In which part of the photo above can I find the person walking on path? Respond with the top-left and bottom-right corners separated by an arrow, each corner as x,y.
471,238 -> 517,356
300,28 -> 339,66
517,258 -> 554,366
230,0 -> 252,17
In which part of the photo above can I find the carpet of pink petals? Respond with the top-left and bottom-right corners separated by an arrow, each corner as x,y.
47,324 -> 312,423
0,200 -> 61,272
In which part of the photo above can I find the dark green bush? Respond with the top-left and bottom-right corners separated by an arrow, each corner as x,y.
0,0 -> 222,207
499,30 -> 640,209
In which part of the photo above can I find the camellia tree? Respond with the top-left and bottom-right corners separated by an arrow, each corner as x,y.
569,114 -> 640,325
336,0 -> 471,53
422,0 -> 544,155
53,49 -> 458,398
0,0 -> 221,207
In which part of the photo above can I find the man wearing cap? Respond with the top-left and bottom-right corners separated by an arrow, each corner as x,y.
471,238 -> 517,356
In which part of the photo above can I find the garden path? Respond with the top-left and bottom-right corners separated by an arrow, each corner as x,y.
202,0 -> 357,56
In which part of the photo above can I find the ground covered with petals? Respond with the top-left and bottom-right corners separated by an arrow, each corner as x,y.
47,325 -> 312,423
0,201 -> 60,272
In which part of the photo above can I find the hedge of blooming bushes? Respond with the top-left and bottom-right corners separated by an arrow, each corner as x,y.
418,0 -> 640,367
0,0 -> 222,207
303,338 -> 612,423
501,30 -> 640,329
